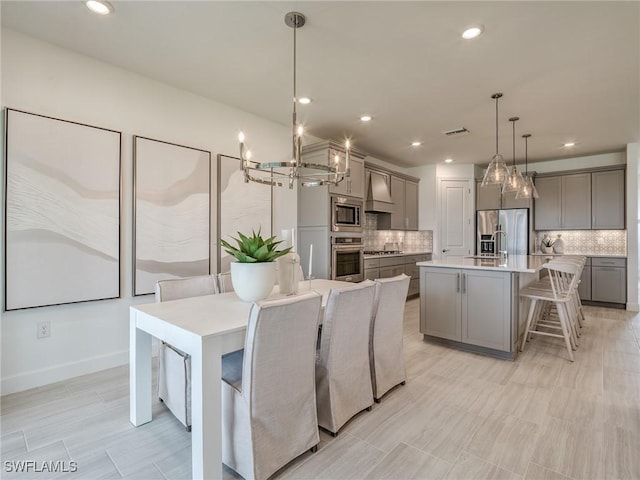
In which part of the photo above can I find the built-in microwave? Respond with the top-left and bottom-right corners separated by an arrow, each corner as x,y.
331,196 -> 363,233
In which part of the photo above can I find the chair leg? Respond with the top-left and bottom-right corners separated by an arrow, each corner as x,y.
366,405 -> 373,411
557,304 -> 575,362
186,425 -> 192,432
374,398 -> 381,404
310,445 -> 318,453
400,381 -> 406,385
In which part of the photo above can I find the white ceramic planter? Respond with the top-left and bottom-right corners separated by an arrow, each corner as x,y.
230,261 -> 276,302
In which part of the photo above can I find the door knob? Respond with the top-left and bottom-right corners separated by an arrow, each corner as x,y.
442,249 -> 450,253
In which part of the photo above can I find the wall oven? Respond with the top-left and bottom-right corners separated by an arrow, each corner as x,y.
331,237 -> 364,282
331,196 -> 363,233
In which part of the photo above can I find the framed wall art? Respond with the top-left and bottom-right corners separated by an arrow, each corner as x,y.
217,154 -> 272,273
4,108 -> 121,310
133,136 -> 211,295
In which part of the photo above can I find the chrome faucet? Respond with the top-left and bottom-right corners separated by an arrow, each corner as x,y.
491,230 -> 509,258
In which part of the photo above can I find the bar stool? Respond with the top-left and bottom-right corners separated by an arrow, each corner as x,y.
520,261 -> 581,361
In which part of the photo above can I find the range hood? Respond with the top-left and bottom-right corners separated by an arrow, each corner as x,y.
365,171 -> 394,213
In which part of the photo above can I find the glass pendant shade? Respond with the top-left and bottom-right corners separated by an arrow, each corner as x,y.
482,93 -> 508,187
516,176 -> 539,199
481,154 -> 509,186
502,166 -> 524,193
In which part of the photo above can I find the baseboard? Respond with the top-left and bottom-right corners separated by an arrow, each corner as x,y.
627,302 -> 639,312
1,350 -> 129,395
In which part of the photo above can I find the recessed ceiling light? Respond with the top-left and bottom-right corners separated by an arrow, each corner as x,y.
85,0 -> 114,15
563,142 -> 576,147
298,97 -> 312,105
444,158 -> 453,163
462,25 -> 484,40
360,115 -> 372,122
411,141 -> 422,147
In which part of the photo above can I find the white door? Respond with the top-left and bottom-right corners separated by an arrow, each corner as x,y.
439,179 -> 472,257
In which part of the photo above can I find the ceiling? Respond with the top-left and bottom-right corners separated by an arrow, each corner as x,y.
1,1 -> 639,168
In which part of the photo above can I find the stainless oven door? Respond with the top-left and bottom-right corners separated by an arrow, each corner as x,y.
331,245 -> 364,282
331,197 -> 363,233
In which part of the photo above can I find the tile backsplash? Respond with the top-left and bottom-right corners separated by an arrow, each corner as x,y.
364,213 -> 433,252
533,230 -> 627,255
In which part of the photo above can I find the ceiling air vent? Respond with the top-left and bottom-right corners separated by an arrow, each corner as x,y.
443,127 -> 470,136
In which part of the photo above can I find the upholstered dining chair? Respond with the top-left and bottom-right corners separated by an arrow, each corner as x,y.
221,292 -> 322,480
217,271 -> 234,293
315,281 -> 376,435
370,274 -> 411,402
155,275 -> 218,430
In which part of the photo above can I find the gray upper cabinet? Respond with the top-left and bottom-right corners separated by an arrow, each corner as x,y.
390,176 -> 405,229
502,190 -> 531,210
329,156 -> 364,199
561,173 -> 591,229
476,181 -> 502,210
534,176 -> 562,229
376,173 -> 420,231
592,170 -> 625,229
476,181 -> 531,210
534,173 -> 591,229
405,180 -> 419,230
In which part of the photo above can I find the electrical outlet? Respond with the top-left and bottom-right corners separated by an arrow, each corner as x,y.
37,321 -> 51,339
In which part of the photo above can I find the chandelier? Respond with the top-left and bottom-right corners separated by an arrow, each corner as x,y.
502,116 -> 524,193
237,12 -> 351,189
481,93 -> 510,187
516,133 -> 539,199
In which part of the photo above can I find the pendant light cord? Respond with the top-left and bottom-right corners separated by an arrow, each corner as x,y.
512,120 -> 515,167
524,136 -> 528,175
495,97 -> 499,155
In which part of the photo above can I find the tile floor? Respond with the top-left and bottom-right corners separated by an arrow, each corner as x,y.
1,300 -> 639,479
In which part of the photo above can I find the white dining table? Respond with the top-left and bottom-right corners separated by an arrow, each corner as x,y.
129,278 -> 352,480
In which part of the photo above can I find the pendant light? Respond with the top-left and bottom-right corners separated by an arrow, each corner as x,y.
481,93 -> 509,187
516,134 -> 539,199
502,116 -> 524,193
237,12 -> 351,189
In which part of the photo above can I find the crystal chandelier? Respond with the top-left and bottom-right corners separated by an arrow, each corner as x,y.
237,12 -> 351,189
502,116 -> 524,193
516,134 -> 539,199
481,93 -> 509,187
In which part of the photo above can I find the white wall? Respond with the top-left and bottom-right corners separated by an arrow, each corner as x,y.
0,30 -> 302,394
627,143 -> 639,311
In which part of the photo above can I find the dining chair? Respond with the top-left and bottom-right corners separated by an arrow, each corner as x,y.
221,292 -> 322,480
370,274 -> 411,402
155,275 -> 218,430
315,281 -> 376,435
217,271 -> 234,293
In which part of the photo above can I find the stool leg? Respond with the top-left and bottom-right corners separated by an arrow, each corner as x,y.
557,303 -> 574,362
520,298 -> 538,352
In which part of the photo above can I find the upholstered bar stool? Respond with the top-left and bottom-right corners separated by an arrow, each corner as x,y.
520,262 -> 580,361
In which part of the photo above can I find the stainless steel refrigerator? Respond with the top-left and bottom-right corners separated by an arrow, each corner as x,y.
476,209 -> 529,255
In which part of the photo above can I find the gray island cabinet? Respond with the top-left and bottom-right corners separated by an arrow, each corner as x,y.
417,256 -> 547,360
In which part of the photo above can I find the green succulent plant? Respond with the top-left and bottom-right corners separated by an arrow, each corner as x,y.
220,228 -> 292,263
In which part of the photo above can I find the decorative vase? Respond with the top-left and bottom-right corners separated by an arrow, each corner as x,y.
230,261 -> 276,302
553,234 -> 565,254
277,252 -> 301,295
540,234 -> 551,253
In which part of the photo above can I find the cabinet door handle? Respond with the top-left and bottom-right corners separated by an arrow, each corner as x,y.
456,273 -> 460,293
462,273 -> 466,294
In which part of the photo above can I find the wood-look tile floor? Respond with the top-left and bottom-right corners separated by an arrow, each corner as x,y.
2,301 -> 639,479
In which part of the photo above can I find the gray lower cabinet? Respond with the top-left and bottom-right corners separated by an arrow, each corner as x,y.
364,253 -> 430,296
420,267 -> 512,352
591,257 -> 626,304
578,260 -> 591,301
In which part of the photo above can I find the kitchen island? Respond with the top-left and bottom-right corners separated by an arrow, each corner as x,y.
417,255 -> 548,360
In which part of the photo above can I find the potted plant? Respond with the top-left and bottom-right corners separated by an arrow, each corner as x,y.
220,229 -> 292,301
540,235 -> 555,254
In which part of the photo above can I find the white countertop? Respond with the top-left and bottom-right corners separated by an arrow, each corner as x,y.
529,252 -> 627,258
416,255 -> 548,273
